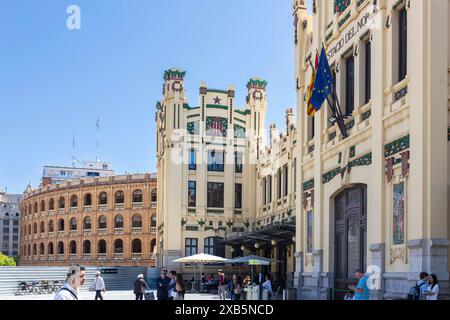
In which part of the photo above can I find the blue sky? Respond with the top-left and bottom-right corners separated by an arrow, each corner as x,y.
0,0 -> 311,194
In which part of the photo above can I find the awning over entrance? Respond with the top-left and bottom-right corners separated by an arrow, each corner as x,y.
220,218 -> 296,247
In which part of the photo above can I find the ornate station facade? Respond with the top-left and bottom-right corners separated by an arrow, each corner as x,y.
293,0 -> 449,299
19,174 -> 157,267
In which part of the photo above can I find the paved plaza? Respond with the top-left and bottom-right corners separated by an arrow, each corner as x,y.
1,290 -> 221,301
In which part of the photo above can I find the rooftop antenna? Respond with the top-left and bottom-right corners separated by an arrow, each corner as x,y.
96,117 -> 100,162
72,131 -> 76,167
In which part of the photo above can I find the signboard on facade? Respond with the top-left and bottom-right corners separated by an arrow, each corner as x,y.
327,7 -> 373,62
101,268 -> 118,274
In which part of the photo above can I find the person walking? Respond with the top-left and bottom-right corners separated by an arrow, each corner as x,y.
92,271 -> 106,300
133,274 -> 149,300
233,275 -> 243,301
423,274 -> 440,300
242,276 -> 251,300
218,270 -> 227,300
352,270 -> 370,301
262,274 -> 273,300
55,265 -> 86,300
168,271 -> 177,300
156,268 -> 171,301
174,274 -> 186,300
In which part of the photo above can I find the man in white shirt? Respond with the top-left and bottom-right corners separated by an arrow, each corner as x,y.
93,271 -> 106,300
54,265 -> 86,300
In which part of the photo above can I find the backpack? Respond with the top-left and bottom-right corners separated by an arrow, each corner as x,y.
407,282 -> 426,300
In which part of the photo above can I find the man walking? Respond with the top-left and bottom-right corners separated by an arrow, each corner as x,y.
218,270 -> 227,300
168,271 -> 177,300
156,268 -> 171,301
55,265 -> 86,300
92,271 -> 106,300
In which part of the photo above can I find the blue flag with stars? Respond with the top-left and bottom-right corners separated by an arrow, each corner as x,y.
310,47 -> 333,112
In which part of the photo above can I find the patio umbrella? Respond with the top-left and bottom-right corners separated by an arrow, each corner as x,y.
173,253 -> 229,292
226,255 -> 272,287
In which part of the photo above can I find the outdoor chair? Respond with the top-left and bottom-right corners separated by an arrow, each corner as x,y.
270,287 -> 281,300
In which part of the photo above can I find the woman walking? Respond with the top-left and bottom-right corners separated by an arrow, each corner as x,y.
423,274 -> 439,300
174,274 -> 186,300
133,274 -> 149,300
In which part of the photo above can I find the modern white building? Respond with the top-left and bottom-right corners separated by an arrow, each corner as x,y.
41,161 -> 114,187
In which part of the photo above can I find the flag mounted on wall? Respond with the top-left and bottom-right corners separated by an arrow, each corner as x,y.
306,53 -> 319,117
310,47 -> 333,112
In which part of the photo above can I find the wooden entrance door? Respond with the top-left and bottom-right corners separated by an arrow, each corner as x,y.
334,185 -> 367,299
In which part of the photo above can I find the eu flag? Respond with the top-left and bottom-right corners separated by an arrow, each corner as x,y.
310,47 -> 333,112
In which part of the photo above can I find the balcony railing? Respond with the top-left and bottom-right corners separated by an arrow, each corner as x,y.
131,253 -> 142,260
151,202 -> 157,208
69,230 -> 77,237
113,253 -> 124,260
114,228 -> 124,234
58,208 -> 65,215
150,227 -> 157,234
115,203 -> 125,210
48,232 -> 55,238
132,227 -> 142,234
48,256 -> 55,261
70,207 -> 77,213
83,229 -> 92,236
69,254 -> 77,260
150,253 -> 156,259
49,210 -> 55,216
98,228 -> 107,235
84,206 -> 92,212
40,233 -> 45,239
98,253 -> 107,259
83,254 -> 92,260
57,254 -> 65,261
132,203 -> 142,209
33,234 -> 38,239
98,204 -> 108,211
58,231 -> 65,237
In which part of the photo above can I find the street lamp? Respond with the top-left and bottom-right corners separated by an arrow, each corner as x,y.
271,240 -> 278,246
254,243 -> 260,249
230,248 -> 235,253
240,245 -> 246,251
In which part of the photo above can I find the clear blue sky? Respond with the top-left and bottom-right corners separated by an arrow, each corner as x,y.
0,0 -> 311,194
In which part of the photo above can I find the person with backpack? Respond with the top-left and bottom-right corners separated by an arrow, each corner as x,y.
407,272 -> 429,300
423,274 -> 439,300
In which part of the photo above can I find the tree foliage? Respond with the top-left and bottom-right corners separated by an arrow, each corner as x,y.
0,253 -> 16,266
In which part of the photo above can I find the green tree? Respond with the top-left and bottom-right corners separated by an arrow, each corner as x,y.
0,253 -> 16,266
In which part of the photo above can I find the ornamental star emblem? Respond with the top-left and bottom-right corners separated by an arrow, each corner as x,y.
213,96 -> 221,104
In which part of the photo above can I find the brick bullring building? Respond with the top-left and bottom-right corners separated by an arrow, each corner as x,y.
19,174 -> 157,267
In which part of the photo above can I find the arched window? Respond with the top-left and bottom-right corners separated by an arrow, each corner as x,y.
34,202 -> 38,213
83,240 -> 91,254
114,239 -> 123,253
150,238 -> 156,254
27,245 -> 30,256
28,204 -> 32,215
151,214 -> 157,227
83,216 -> 92,230
151,189 -> 157,202
48,242 -> 54,255
98,216 -> 107,229
33,244 -> 37,256
5,212 -> 9,216
40,221 -> 45,233
84,193 -> 92,206
48,220 -> 54,233
49,198 -> 55,210
69,241 -> 77,254
99,192 -> 108,205
40,200 -> 45,212
115,191 -> 124,204
58,241 -> 64,255
70,195 -> 78,208
33,223 -> 37,234
70,218 -> 77,231
59,197 -> 65,209
58,219 -> 65,231
132,190 -> 143,203
132,214 -> 142,228
39,243 -> 45,255
131,239 -> 142,253
28,224 -> 31,235
98,240 -> 107,254
114,215 -> 124,228
24,226 -> 27,236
